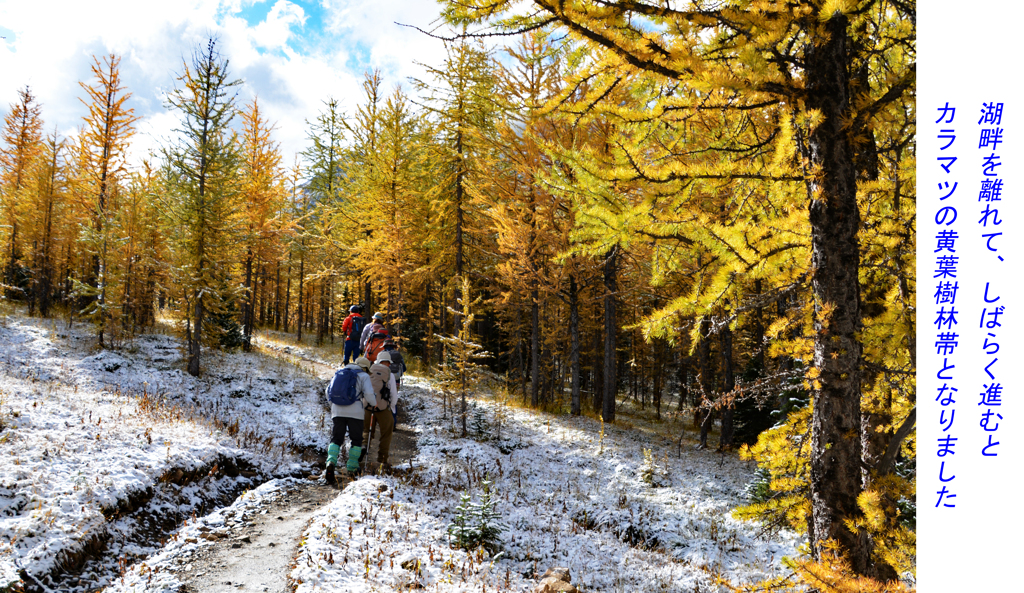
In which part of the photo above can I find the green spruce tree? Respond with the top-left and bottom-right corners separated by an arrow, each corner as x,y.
162,38 -> 242,376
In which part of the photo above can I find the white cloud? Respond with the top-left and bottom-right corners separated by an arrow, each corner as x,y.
0,0 -> 459,168
249,0 -> 305,50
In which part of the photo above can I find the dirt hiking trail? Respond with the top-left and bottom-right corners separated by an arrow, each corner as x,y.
176,356 -> 418,593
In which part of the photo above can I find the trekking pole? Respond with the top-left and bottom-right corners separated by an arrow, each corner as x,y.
368,413 -> 378,462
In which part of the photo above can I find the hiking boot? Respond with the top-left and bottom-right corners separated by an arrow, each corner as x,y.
325,463 -> 336,485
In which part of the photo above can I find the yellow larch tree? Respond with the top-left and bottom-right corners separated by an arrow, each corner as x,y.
351,83 -> 428,338
0,86 -> 45,299
443,0 -> 916,582
413,36 -> 499,343
238,97 -> 285,351
24,130 -> 67,318
75,53 -> 140,346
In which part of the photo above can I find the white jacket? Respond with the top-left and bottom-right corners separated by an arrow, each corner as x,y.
327,364 -> 376,420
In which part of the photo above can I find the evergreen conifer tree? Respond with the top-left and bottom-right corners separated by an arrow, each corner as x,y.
436,275 -> 489,436
162,38 -> 242,376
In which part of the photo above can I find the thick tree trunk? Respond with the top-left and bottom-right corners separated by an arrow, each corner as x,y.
804,12 -> 874,578
602,247 -> 617,423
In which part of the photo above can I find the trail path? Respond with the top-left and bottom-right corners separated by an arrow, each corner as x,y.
176,356 -> 418,593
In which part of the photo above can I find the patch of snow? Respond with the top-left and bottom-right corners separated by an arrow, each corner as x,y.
292,378 -> 802,592
0,315 -> 327,590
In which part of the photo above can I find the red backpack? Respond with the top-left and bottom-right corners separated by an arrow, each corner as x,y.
364,328 -> 391,362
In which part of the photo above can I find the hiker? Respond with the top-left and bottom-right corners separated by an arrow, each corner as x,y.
363,350 -> 399,471
340,305 -> 365,365
384,341 -> 405,389
364,326 -> 392,363
359,312 -> 385,355
324,356 -> 376,485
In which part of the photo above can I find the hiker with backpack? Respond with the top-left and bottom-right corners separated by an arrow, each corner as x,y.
340,305 -> 365,365
384,341 -> 405,389
359,312 -> 385,353
364,327 -> 392,363
323,356 -> 377,485
363,350 -> 399,471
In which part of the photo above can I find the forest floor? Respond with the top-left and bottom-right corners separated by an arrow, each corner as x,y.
0,309 -> 801,593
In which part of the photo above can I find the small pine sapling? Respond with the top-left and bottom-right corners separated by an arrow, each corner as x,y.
469,403 -> 490,439
471,477 -> 505,553
447,491 -> 477,551
434,276 -> 490,437
446,476 -> 506,554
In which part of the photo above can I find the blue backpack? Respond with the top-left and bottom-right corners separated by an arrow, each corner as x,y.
348,316 -> 365,342
327,368 -> 361,406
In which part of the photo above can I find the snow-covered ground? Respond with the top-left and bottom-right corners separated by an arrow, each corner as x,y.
0,314 -> 326,591
0,312 -> 801,592
289,377 -> 801,593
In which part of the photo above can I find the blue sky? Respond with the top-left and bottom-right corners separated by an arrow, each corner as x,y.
0,0 -> 453,164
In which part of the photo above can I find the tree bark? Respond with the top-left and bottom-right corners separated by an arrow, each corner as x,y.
242,251 -> 253,351
296,242 -> 305,342
719,320 -> 734,450
530,287 -> 540,407
570,274 -> 581,416
188,291 -> 203,376
804,12 -> 873,578
602,246 -> 617,423
697,317 -> 713,447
